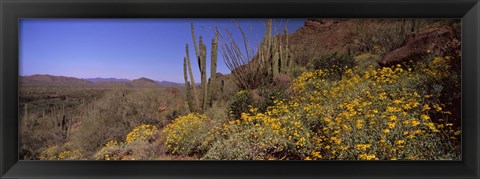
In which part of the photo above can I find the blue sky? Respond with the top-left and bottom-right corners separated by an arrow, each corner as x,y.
19,19 -> 305,83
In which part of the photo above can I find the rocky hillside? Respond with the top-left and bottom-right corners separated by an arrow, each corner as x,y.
287,18 -> 460,67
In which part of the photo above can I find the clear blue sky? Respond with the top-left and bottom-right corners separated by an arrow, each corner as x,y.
20,19 -> 305,83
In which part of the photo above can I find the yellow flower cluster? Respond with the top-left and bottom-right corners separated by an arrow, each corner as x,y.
39,144 -> 83,160
125,124 -> 158,144
105,140 -> 119,147
358,153 -> 377,160
162,113 -> 211,155
95,125 -> 157,161
164,54 -> 460,160
218,56 -> 460,160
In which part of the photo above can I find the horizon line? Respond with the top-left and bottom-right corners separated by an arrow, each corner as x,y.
19,73 -> 218,84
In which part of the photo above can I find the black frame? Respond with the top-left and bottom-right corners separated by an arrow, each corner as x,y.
1,0 -> 479,178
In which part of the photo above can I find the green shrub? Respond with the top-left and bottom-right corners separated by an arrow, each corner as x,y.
202,132 -> 255,160
228,90 -> 254,120
254,86 -> 289,113
94,140 -> 157,160
353,52 -> 380,71
205,100 -> 230,124
309,52 -> 357,80
228,87 -> 289,121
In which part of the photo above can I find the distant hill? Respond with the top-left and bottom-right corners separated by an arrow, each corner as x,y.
20,74 -> 185,88
155,80 -> 183,87
93,81 -> 134,88
84,77 -> 130,83
130,77 -> 160,88
20,74 -> 93,87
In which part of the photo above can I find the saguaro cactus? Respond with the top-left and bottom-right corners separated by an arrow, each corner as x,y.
183,23 -> 219,113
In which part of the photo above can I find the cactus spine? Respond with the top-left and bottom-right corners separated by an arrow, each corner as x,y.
183,23 -> 219,113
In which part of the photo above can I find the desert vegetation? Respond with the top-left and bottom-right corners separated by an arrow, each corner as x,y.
20,18 -> 461,160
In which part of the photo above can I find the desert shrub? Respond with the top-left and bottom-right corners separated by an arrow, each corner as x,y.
94,124 -> 160,160
413,56 -> 461,127
202,132 -> 255,160
203,110 -> 313,160
353,52 -> 380,70
228,87 -> 290,121
253,86 -> 289,114
290,66 -> 308,78
309,52 -> 357,80
123,88 -> 181,127
228,90 -> 254,119
210,56 -> 460,160
19,115 -> 65,160
69,88 -> 182,155
288,59 -> 460,160
351,19 -> 459,57
70,111 -> 129,155
162,113 -> 214,156
125,124 -> 158,144
94,140 -> 157,160
205,100 -> 230,124
351,19 -> 411,55
216,75 -> 240,102
38,142 -> 83,160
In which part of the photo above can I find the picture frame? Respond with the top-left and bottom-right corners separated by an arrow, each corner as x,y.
1,0 -> 479,178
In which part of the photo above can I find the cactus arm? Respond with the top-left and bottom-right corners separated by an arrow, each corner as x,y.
184,57 -> 196,112
207,28 -> 219,107
186,44 -> 199,112
191,23 -> 200,58
200,39 -> 208,112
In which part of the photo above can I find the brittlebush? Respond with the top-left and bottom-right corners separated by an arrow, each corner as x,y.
207,56 -> 460,160
125,124 -> 158,144
94,124 -> 159,160
38,142 -> 83,160
162,113 -> 213,156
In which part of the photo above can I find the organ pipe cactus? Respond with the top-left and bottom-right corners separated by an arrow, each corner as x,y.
183,23 -> 219,113
221,19 -> 292,90
258,19 -> 291,81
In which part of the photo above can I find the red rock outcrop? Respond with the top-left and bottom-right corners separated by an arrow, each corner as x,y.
379,26 -> 459,67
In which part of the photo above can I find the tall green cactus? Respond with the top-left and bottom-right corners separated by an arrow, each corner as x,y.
207,29 -> 219,107
183,23 -> 219,113
257,19 -> 291,81
183,57 -> 194,112
185,44 -> 199,112
281,26 -> 289,73
199,37 -> 208,111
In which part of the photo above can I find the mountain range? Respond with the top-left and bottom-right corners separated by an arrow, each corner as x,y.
20,74 -> 183,88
